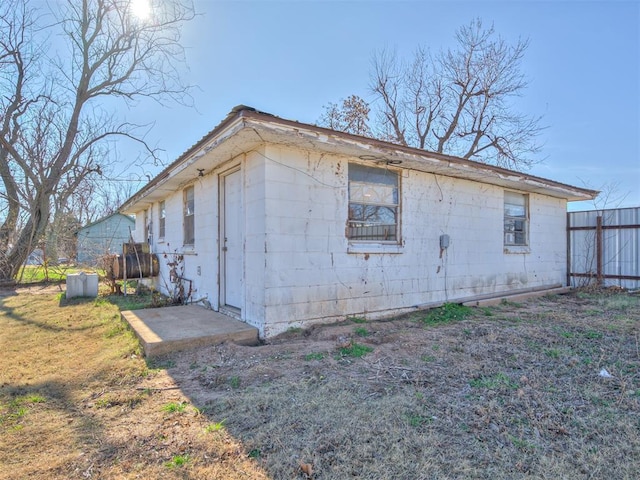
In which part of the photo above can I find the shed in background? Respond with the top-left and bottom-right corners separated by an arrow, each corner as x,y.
76,213 -> 135,266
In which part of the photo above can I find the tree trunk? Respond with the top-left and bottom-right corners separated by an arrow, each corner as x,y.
0,153 -> 20,254
0,192 -> 51,283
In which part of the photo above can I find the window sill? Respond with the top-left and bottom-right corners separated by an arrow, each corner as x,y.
348,243 -> 403,254
504,245 -> 531,255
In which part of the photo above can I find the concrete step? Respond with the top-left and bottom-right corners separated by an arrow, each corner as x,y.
122,305 -> 259,358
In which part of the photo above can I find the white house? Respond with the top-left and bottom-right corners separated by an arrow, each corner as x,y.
120,106 -> 597,338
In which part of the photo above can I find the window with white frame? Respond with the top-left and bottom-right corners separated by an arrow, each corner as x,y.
348,163 -> 399,242
183,186 -> 195,246
504,191 -> 528,246
158,200 -> 166,240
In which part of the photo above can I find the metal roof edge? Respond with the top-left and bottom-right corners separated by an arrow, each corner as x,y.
239,109 -> 599,201
120,106 -> 599,212
119,107 -> 252,212
78,212 -> 135,232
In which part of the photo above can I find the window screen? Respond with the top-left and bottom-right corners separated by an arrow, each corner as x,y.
348,163 -> 399,242
504,191 -> 528,246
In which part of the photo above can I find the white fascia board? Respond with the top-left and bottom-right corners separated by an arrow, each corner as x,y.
121,118 -> 252,213
246,118 -> 595,202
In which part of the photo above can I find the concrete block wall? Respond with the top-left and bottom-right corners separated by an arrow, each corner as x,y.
243,149 -> 267,333
131,142 -> 568,339
189,170 -> 218,305
130,151 -> 270,334
133,162 -> 221,308
259,145 -> 569,337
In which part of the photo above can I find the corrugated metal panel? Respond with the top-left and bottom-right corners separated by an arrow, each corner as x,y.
569,211 -> 597,228
568,207 -> 640,289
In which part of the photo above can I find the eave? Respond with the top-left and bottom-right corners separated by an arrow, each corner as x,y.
120,107 -> 598,214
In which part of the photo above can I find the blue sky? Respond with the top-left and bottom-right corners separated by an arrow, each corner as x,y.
123,0 -> 639,211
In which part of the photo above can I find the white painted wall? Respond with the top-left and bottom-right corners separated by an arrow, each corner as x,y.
134,165 -> 221,308
132,143 -> 568,339
258,145 -> 568,337
131,150 -> 269,332
243,150 -> 268,333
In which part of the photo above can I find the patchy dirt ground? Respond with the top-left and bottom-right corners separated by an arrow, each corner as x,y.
160,290 -> 640,479
1,288 -> 639,479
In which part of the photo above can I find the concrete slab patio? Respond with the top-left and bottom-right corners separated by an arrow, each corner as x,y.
122,305 -> 259,358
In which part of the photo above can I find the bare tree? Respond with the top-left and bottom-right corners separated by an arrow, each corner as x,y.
0,0 -> 194,282
582,180 -> 628,216
318,94 -> 372,137
322,19 -> 544,169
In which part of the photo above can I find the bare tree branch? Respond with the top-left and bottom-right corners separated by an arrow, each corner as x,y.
322,18 -> 544,170
0,0 -> 194,281
318,94 -> 372,137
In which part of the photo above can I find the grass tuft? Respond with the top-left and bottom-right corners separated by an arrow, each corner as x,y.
406,413 -> 433,428
353,326 -> 370,337
339,342 -> 373,358
469,372 -> 519,390
247,448 -> 261,459
165,454 -> 190,469
205,420 -> 226,433
162,401 -> 187,413
349,316 -> 367,324
304,352 -> 324,361
422,303 -> 472,326
17,394 -> 46,404
229,376 -> 241,389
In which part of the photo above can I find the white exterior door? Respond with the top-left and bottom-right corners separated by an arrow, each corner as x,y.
221,169 -> 243,310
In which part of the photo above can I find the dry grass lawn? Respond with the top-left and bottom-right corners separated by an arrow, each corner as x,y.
0,288 -> 268,480
1,286 -> 639,479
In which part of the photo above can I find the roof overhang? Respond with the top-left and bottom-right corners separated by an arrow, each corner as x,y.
120,107 -> 598,213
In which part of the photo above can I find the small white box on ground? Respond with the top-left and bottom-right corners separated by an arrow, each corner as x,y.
66,272 -> 99,298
